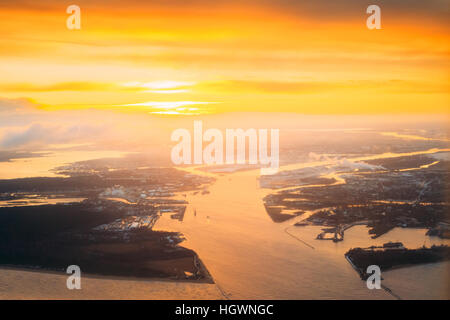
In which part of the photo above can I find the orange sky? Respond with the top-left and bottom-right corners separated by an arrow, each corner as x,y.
0,0 -> 449,115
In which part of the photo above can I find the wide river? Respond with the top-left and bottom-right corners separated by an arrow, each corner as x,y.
0,148 -> 448,299
154,148 -> 450,299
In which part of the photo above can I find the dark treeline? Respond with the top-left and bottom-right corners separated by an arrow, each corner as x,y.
346,245 -> 450,277
0,203 -> 202,279
0,204 -> 120,242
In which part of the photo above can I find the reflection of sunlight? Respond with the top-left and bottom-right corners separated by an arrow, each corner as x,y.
147,89 -> 189,94
381,131 -> 450,142
120,101 -> 216,114
121,101 -> 215,109
122,81 -> 195,90
151,111 -> 181,115
150,110 -> 200,115
150,107 -> 201,115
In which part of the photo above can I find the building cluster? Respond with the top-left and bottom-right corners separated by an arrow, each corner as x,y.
93,215 -> 158,232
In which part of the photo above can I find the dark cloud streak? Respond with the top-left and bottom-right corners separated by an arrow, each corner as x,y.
0,0 -> 447,25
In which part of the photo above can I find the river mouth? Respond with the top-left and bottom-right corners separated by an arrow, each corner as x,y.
153,148 -> 450,299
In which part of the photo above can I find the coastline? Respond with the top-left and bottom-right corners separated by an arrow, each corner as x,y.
0,266 -> 223,300
0,262 -> 214,284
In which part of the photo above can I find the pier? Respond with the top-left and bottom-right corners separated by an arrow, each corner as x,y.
316,220 -> 368,242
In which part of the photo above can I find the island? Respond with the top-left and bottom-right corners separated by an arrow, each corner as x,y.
345,243 -> 450,280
